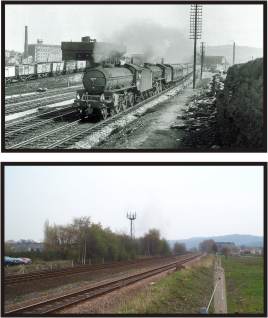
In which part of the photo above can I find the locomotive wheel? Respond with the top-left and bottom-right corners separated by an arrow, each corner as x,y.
110,104 -> 121,116
135,96 -> 142,104
129,94 -> 135,107
101,108 -> 108,120
114,103 -> 121,114
122,98 -> 128,111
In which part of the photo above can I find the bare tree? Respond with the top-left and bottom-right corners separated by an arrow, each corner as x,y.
222,247 -> 230,259
173,242 -> 186,255
199,239 -> 217,254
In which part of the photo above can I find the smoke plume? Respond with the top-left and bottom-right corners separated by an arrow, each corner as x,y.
112,21 -> 192,63
93,21 -> 193,64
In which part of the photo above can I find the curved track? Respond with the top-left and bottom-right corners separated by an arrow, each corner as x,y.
5,257 -> 168,285
6,75 -> 192,150
5,92 -> 75,115
5,254 -> 201,315
5,108 -> 76,137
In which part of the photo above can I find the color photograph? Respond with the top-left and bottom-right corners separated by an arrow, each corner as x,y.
2,163 -> 266,316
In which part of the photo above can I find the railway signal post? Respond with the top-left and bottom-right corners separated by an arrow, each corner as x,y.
190,4 -> 203,89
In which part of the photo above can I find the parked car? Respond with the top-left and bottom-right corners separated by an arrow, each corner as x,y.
4,256 -> 32,266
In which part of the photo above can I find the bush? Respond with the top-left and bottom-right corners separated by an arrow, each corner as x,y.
216,58 -> 263,149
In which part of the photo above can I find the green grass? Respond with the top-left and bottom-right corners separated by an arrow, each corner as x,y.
118,256 -> 214,314
222,256 -> 264,314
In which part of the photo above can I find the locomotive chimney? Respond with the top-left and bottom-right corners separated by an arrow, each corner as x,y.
161,57 -> 164,64
24,25 -> 28,58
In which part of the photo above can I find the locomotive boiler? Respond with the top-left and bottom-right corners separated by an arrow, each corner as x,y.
74,62 -> 193,120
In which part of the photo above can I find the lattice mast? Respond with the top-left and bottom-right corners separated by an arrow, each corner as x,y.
127,212 -> 136,239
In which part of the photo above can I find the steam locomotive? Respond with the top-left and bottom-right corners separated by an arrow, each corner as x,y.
74,62 -> 193,120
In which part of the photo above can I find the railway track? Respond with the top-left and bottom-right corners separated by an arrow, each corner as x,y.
5,85 -> 82,105
6,76 -> 191,150
5,254 -> 201,315
5,92 -> 75,115
5,107 -> 77,138
5,256 -> 169,285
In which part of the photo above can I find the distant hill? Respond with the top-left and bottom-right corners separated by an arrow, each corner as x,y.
206,45 -> 263,64
169,234 -> 263,250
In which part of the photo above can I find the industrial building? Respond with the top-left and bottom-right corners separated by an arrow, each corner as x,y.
6,240 -> 44,252
28,40 -> 62,62
61,36 -> 125,65
24,26 -> 62,63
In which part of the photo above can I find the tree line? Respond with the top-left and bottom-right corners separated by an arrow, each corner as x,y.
43,217 -> 174,263
6,216 -> 227,264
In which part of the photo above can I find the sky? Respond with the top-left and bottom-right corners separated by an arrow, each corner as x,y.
5,4 -> 263,53
4,165 -> 264,242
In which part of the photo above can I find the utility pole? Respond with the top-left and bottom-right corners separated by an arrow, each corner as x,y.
126,212 -> 136,239
200,42 -> 205,80
232,41 -> 236,65
190,4 -> 203,89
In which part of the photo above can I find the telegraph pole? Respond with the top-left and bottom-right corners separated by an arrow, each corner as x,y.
200,42 -> 205,80
232,41 -> 236,65
190,4 -> 203,89
126,212 -> 136,239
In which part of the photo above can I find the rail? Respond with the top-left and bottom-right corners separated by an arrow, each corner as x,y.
5,254 -> 201,315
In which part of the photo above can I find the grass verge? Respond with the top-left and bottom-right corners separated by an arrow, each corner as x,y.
222,255 -> 264,314
118,255 -> 214,314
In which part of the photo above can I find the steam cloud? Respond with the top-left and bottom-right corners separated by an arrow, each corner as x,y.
93,21 -> 193,64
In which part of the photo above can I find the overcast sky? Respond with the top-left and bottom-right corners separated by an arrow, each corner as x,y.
5,4 -> 263,52
5,165 -> 263,242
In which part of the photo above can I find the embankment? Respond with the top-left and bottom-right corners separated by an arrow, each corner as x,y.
216,58 -> 264,150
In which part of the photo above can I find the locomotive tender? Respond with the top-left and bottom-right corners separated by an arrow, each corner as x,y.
74,62 -> 193,120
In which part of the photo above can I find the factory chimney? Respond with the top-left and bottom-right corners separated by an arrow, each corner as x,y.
24,26 -> 28,58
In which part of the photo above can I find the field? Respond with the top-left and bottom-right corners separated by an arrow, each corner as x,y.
5,259 -> 74,275
118,255 -> 214,314
222,255 -> 264,314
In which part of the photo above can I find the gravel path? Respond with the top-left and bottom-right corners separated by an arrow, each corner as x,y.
96,86 -> 195,149
214,256 -> 227,313
57,269 -> 173,314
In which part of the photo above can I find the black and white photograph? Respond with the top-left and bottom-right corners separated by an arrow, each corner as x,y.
1,163 -> 266,316
2,2 -> 266,152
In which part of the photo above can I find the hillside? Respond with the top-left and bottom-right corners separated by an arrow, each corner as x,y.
169,234 -> 263,249
206,45 -> 263,64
